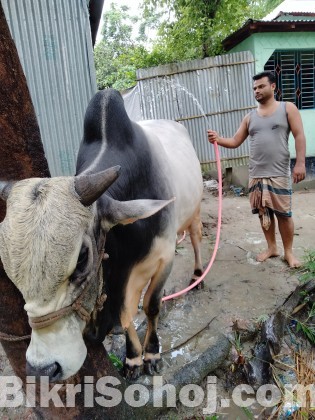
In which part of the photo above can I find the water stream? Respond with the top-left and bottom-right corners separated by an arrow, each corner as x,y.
144,76 -> 212,132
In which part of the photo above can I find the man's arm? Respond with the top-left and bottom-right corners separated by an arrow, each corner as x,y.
207,114 -> 249,148
286,102 -> 306,183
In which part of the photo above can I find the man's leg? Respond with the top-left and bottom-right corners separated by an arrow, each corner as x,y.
276,215 -> 301,268
256,211 -> 280,262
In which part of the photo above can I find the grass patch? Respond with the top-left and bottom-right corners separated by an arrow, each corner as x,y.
299,249 -> 315,284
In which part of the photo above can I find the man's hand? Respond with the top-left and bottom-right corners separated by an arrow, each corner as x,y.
207,130 -> 220,144
292,162 -> 306,183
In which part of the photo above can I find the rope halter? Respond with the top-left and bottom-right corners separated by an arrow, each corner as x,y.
28,234 -> 107,331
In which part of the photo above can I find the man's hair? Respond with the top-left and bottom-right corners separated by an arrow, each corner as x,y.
253,71 -> 276,84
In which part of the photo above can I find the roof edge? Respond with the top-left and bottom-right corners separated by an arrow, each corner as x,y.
222,20 -> 315,51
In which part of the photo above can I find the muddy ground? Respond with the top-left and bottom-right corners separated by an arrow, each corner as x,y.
166,184 -> 315,335
156,184 -> 315,418
0,185 -> 314,419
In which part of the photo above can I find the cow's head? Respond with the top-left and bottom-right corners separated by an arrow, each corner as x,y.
0,167 -> 173,381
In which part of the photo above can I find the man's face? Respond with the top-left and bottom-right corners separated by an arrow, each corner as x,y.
253,77 -> 275,103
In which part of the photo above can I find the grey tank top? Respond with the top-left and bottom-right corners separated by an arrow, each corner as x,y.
248,102 -> 291,178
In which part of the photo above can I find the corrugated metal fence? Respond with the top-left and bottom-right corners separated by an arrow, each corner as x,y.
2,0 -> 97,176
136,51 -> 256,170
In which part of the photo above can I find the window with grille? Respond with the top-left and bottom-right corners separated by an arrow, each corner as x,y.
264,50 -> 315,109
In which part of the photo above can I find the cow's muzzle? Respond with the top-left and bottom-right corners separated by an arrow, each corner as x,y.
26,360 -> 63,382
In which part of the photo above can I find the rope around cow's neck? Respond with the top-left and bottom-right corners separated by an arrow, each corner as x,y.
162,141 -> 222,301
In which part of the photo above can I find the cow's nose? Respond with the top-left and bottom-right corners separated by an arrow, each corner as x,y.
26,361 -> 62,382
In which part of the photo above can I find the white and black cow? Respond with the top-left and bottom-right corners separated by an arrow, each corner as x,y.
0,89 -> 203,381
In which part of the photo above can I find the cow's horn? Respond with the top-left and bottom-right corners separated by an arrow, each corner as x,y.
0,181 -> 14,201
74,166 -> 121,206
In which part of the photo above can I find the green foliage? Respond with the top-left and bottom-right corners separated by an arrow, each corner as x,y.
299,249 -> 315,283
94,3 -> 156,90
295,303 -> 315,345
142,0 -> 283,59
229,331 -> 243,355
233,331 -> 242,353
94,0 -> 283,89
292,248 -> 315,344
241,406 -> 254,419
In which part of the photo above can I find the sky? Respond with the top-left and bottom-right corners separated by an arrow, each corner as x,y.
263,0 -> 315,20
96,0 -> 143,44
103,0 -> 141,12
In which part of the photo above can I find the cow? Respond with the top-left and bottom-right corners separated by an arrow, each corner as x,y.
0,89 -> 203,382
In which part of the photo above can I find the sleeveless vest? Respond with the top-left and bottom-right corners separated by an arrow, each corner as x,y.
248,102 -> 290,178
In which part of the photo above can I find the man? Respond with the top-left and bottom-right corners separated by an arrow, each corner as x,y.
207,71 -> 306,268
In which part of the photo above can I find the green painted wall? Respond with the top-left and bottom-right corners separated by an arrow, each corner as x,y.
289,110 -> 315,158
229,32 -> 315,157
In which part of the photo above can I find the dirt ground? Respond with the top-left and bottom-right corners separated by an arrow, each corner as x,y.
166,185 -> 315,333
0,185 -> 314,418
158,184 -> 315,418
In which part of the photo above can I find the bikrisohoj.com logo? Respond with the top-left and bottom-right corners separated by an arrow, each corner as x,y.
1,375 -> 314,411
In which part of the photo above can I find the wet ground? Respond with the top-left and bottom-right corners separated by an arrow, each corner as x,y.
154,185 -> 315,418
0,186 -> 314,418
165,186 -> 315,336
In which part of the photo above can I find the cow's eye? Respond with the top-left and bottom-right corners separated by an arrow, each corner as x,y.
69,246 -> 90,285
77,247 -> 89,273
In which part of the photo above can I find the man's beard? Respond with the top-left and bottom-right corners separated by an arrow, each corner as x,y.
255,95 -> 266,103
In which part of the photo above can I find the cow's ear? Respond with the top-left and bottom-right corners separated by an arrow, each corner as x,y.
100,197 -> 176,229
0,181 -> 15,201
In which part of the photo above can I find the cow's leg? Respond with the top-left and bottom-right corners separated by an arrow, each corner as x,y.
124,322 -> 143,380
188,205 -> 204,289
120,283 -> 144,380
142,260 -> 173,375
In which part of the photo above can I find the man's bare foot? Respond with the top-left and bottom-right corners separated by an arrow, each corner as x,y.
284,252 -> 301,268
256,248 -> 280,262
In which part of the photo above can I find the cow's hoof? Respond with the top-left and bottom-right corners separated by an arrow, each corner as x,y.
189,278 -> 204,290
143,358 -> 163,375
123,363 -> 143,381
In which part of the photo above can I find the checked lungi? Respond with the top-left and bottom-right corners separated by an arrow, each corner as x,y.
249,177 -> 292,230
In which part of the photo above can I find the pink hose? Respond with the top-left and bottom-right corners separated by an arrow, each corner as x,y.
162,142 -> 222,301
176,231 -> 186,245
